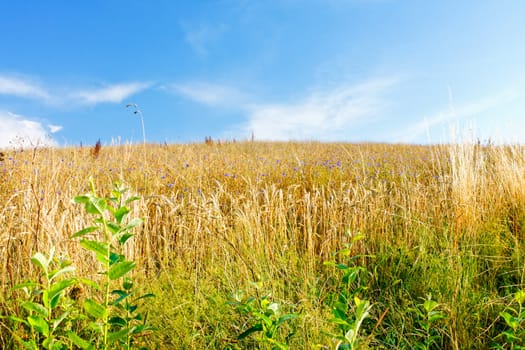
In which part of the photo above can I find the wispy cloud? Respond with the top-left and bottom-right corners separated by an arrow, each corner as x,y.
72,82 -> 151,105
167,77 -> 397,141
0,73 -> 151,107
400,89 -> 520,143
241,78 -> 397,140
166,81 -> 246,107
181,22 -> 228,56
0,111 -> 59,148
0,75 -> 50,101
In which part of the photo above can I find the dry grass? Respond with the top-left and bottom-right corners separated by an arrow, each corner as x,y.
1,141 -> 524,348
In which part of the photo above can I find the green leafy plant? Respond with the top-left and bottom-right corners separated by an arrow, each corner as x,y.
8,247 -> 86,349
408,294 -> 447,350
71,177 -> 155,349
324,234 -> 374,349
4,178 -> 154,350
492,290 -> 525,350
228,283 -> 298,349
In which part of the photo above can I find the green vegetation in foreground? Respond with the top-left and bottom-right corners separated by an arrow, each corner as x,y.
0,141 -> 524,348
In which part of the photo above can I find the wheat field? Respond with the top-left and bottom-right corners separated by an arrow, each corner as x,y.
1,141 -> 524,348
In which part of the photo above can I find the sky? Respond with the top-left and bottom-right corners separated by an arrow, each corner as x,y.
1,0 -> 525,148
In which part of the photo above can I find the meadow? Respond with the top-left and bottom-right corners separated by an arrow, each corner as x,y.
0,141 -> 524,349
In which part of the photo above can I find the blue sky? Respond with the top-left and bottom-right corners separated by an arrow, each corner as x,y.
1,0 -> 525,147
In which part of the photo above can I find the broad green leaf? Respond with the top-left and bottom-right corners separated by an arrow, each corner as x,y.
108,327 -> 131,343
107,221 -> 121,235
31,252 -> 49,274
130,324 -> 157,334
329,317 -> 351,326
8,316 -> 29,325
134,293 -> 155,302
71,226 -> 98,239
125,196 -> 140,205
74,195 -> 106,215
260,298 -> 270,309
40,290 -> 51,310
110,289 -> 131,305
128,305 -> 138,314
78,277 -> 101,290
84,299 -> 107,319
114,206 -> 130,224
49,265 -> 76,282
116,232 -> 134,246
109,316 -> 127,327
428,311 -> 446,323
80,240 -> 109,264
277,313 -> 298,326
343,270 -> 359,284
110,252 -> 125,264
238,323 -> 263,340
88,197 -> 108,215
423,299 -> 439,313
67,331 -> 94,350
123,218 -> 143,231
501,330 -> 520,341
500,311 -> 520,329
73,195 -> 90,205
52,311 -> 69,329
515,290 -> 525,305
49,278 -> 76,305
108,260 -> 136,280
21,301 -> 49,318
27,315 -> 49,336
338,248 -> 351,256
259,313 -> 273,327
12,281 -> 39,290
123,278 -> 133,290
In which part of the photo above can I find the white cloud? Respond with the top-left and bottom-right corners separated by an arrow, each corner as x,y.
0,73 -> 151,107
240,78 -> 397,140
167,82 -> 246,107
72,82 -> 150,105
168,77 -> 397,141
400,89 -> 520,143
48,124 -> 63,133
0,75 -> 50,100
0,111 -> 59,148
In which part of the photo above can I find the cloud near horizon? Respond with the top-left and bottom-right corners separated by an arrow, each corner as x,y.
0,111 -> 59,148
400,89 -> 521,143
169,77 -> 398,141
241,78 -> 397,141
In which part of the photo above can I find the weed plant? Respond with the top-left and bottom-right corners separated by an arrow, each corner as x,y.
1,178 -> 154,349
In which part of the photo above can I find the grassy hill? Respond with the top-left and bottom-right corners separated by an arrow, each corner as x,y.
0,141 -> 524,349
